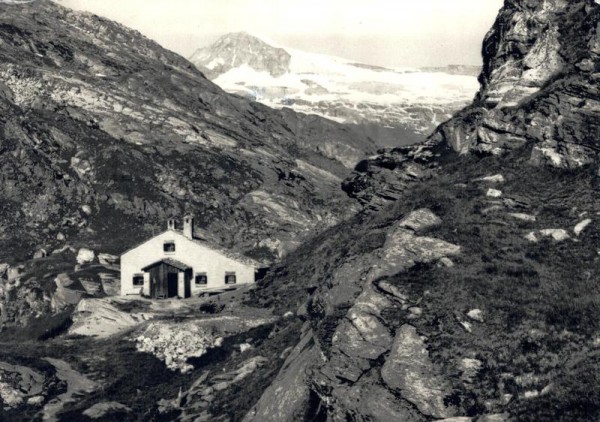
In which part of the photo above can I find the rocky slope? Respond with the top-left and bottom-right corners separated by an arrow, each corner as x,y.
0,0 -> 379,269
190,32 -> 480,144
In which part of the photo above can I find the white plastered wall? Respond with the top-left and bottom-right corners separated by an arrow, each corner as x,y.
120,230 -> 256,296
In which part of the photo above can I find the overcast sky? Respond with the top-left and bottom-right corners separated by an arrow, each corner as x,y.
54,0 -> 504,67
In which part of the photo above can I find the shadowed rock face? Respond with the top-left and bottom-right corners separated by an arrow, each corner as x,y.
0,0 -> 378,263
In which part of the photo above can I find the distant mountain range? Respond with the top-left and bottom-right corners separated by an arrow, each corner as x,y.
190,32 -> 481,144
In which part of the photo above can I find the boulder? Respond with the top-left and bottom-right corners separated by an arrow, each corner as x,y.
459,358 -> 483,383
27,395 -> 44,406
507,213 -> 536,222
438,257 -> 455,268
7,265 -> 23,281
526,229 -> 570,242
33,249 -> 47,259
486,189 -> 502,198
467,309 -> 484,322
76,248 -> 95,265
475,174 -> 505,183
82,402 -> 132,419
574,219 -> 592,236
98,253 -> 118,266
398,209 -> 442,232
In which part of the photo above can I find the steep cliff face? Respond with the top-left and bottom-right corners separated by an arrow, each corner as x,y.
433,0 -> 600,168
345,0 -> 599,211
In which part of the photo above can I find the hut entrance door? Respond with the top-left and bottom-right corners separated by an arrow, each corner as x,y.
167,273 -> 178,298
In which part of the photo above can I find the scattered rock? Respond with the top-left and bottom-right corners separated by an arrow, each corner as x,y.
438,257 -> 455,268
82,402 -> 132,419
98,253 -> 118,266
540,229 -> 570,241
398,209 -> 442,232
238,343 -> 252,353
27,395 -> 45,406
574,219 -> 592,236
507,213 -> 536,222
486,189 -> 502,198
376,281 -> 408,302
459,358 -> 483,382
76,248 -> 95,265
526,229 -> 570,242
407,306 -> 423,319
522,390 -> 539,399
33,248 -> 47,259
541,383 -> 554,396
467,309 -> 484,322
475,174 -> 505,183
52,245 -> 76,255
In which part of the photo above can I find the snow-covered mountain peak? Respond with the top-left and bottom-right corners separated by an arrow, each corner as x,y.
191,33 -> 481,143
190,32 -> 291,79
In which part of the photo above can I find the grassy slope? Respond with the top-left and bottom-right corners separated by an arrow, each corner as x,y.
253,143 -> 600,420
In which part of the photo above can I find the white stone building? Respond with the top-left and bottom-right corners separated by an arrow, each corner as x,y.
120,216 -> 262,298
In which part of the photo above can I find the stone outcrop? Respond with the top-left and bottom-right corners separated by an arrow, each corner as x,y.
269,210 -> 463,420
342,144 -> 437,210
344,0 -> 599,211
381,324 -> 457,419
244,323 -> 320,421
431,0 -> 600,168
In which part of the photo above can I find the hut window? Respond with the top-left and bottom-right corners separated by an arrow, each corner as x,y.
163,241 -> 175,253
133,274 -> 144,286
195,273 -> 208,285
225,272 -> 237,285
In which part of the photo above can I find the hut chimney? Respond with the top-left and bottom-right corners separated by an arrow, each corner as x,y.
183,215 -> 194,239
167,218 -> 176,231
